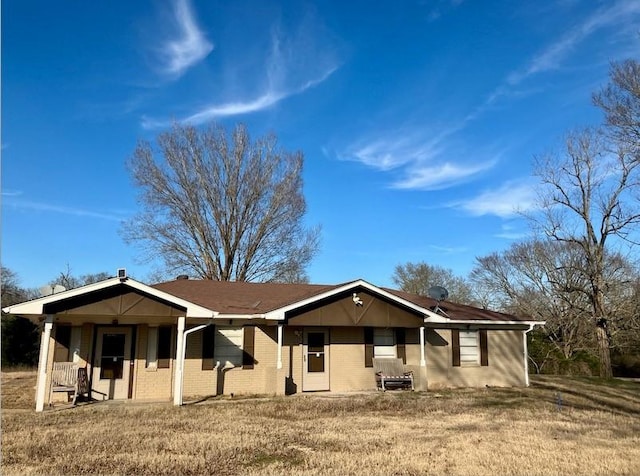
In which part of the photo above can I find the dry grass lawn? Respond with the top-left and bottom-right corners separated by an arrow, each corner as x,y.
2,371 -> 640,475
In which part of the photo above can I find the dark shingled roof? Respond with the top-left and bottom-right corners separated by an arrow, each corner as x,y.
153,280 -> 340,314
153,279 -> 531,322
382,288 -> 528,322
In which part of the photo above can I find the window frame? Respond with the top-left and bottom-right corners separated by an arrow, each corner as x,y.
373,328 -> 396,359
452,328 -> 489,367
458,330 -> 480,366
214,326 -> 244,368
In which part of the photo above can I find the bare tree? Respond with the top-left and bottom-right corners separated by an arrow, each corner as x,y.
531,60 -> 640,378
594,59 -> 640,148
391,261 -> 474,304
471,241 -> 625,371
123,123 -> 320,282
51,264 -> 111,290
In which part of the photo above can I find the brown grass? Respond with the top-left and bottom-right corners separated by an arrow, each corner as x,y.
2,372 -> 640,475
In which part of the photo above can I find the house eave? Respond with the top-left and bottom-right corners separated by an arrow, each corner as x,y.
2,277 -> 217,319
424,319 -> 545,327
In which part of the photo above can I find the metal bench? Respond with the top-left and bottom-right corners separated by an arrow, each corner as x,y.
373,358 -> 414,391
50,362 -> 89,406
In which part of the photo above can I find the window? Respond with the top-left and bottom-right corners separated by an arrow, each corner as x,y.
452,329 -> 488,367
365,327 -> 405,367
373,328 -> 396,359
202,326 -> 254,370
459,331 -> 479,365
146,325 -> 173,369
100,333 -> 125,379
214,327 -> 244,367
54,325 -> 72,362
157,326 -> 172,368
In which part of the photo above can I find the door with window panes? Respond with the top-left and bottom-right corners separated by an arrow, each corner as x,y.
302,329 -> 329,391
92,327 -> 132,400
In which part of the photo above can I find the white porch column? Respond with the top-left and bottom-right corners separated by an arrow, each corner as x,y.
35,315 -> 54,412
419,326 -> 426,367
276,324 -> 283,370
173,316 -> 186,406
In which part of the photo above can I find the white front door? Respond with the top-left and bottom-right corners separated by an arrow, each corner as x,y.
92,327 -> 132,400
302,329 -> 329,391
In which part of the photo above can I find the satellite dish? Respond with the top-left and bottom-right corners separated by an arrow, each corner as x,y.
39,284 -> 67,296
427,285 -> 449,302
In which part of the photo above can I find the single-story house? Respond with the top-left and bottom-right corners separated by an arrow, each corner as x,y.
2,273 -> 544,411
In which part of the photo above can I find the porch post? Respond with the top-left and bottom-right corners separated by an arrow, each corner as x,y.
35,315 -> 54,412
276,324 -> 283,370
419,326 -> 426,367
173,316 -> 186,406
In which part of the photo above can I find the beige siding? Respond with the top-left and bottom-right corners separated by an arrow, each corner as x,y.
425,328 -> 526,388
182,325 -> 283,398
43,321 -> 528,406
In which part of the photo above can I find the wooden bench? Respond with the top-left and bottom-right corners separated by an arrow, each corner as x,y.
50,362 -> 89,406
373,358 -> 414,391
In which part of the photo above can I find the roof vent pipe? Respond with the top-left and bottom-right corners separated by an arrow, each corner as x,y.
176,275 -> 189,280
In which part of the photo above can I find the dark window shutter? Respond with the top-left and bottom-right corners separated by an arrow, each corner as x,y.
157,326 -> 172,369
202,325 -> 215,370
452,329 -> 460,367
364,327 -> 374,367
242,326 -> 255,369
396,328 -> 406,364
480,329 -> 489,366
55,325 -> 72,362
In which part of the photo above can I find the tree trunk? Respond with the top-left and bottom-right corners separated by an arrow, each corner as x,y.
596,321 -> 613,378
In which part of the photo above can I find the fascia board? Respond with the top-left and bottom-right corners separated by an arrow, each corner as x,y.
425,320 -> 545,327
214,314 -> 266,320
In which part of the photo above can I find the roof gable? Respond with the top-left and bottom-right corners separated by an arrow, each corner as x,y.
3,277 -> 215,318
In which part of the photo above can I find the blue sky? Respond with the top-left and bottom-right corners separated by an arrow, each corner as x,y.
2,0 -> 640,290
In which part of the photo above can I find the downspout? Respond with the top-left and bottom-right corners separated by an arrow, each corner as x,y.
176,321 -> 213,406
277,324 -> 283,370
523,323 -> 535,387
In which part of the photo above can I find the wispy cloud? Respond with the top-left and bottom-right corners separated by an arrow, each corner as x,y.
346,132 -> 444,172
392,160 -> 496,191
144,64 -> 338,128
428,244 -> 468,254
158,0 -> 213,79
495,223 -> 527,240
451,180 -> 537,218
5,199 -> 126,221
469,1 -> 640,119
342,125 -> 497,190
143,12 -> 341,128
